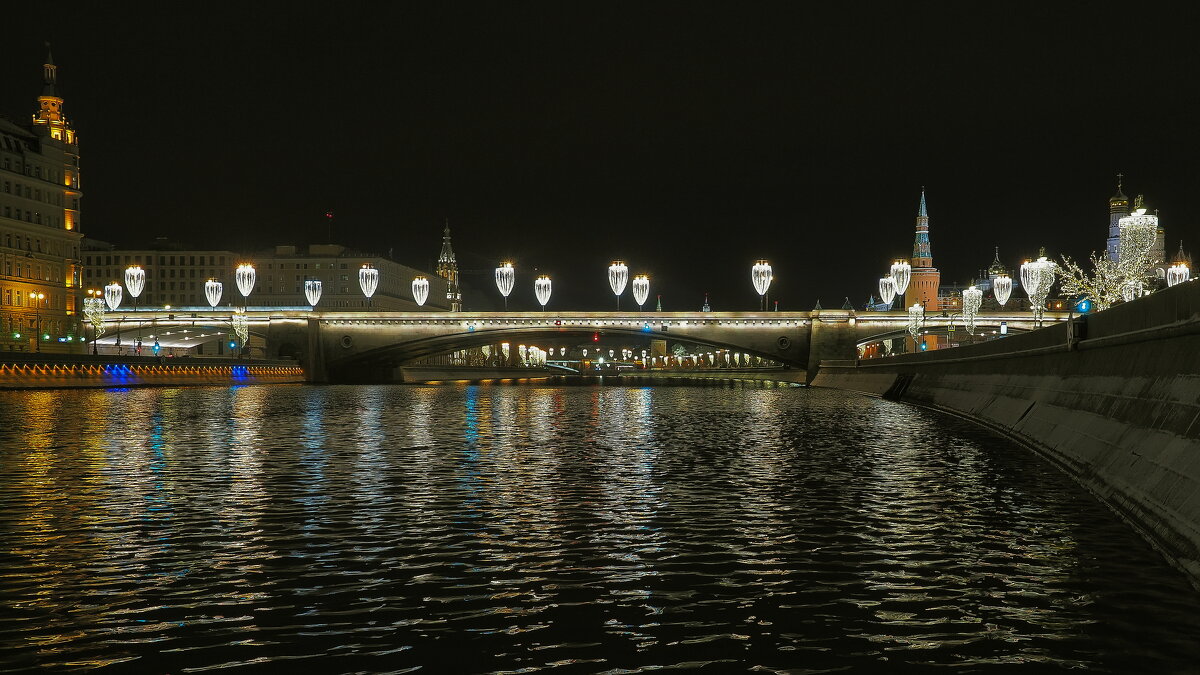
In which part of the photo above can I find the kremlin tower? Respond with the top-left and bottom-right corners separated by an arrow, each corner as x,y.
909,190 -> 941,310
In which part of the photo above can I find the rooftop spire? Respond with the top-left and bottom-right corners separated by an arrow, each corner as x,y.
438,218 -> 456,264
918,187 -> 928,218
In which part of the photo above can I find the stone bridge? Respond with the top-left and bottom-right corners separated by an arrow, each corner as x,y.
97,309 -> 1069,383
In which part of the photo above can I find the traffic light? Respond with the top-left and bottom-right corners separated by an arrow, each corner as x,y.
592,332 -> 599,342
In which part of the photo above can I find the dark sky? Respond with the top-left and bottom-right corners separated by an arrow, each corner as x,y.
4,3 -> 1200,311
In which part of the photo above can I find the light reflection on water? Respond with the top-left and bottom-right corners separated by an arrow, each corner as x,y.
1,384 -> 1199,672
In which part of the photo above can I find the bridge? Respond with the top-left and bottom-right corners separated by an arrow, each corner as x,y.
94,308 -> 1070,383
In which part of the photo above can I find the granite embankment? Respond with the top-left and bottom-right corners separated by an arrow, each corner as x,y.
813,280 -> 1200,586
0,353 -> 304,389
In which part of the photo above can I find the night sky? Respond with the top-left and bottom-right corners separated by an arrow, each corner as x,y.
3,4 -> 1199,311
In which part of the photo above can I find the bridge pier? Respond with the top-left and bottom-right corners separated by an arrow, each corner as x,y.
806,309 -> 858,383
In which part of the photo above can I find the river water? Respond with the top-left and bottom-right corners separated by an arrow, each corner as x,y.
1,384 -> 1198,673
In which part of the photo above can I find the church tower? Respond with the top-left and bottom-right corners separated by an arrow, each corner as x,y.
436,220 -> 462,311
908,189 -> 941,310
1106,174 -> 1129,262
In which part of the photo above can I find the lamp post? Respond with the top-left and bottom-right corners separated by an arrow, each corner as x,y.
359,264 -> 379,309
235,263 -> 255,309
125,265 -> 145,346
205,278 -> 224,353
1167,263 -> 1190,287
878,275 -> 896,309
632,274 -> 650,309
84,288 -> 104,355
891,261 -> 911,309
752,260 -> 772,311
104,281 -> 122,353
31,292 -> 44,352
304,279 -> 322,309
412,276 -> 430,307
534,275 -> 552,310
495,262 -> 515,310
962,285 -> 982,335
608,260 -> 628,310
993,274 -> 1013,306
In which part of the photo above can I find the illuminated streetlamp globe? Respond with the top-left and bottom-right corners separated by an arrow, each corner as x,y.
1168,263 -> 1190,287
205,278 -> 223,308
632,274 -> 650,308
412,276 -> 430,307
878,276 -> 896,308
608,260 -> 629,310
104,282 -> 123,311
124,265 -> 145,301
752,260 -> 772,310
890,261 -> 911,295
534,275 -> 552,309
304,279 -> 322,308
993,274 -> 1013,306
235,263 -> 256,300
495,262 -> 515,310
359,264 -> 379,308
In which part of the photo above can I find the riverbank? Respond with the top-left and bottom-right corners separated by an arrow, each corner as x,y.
0,353 -> 304,389
812,279 -> 1200,587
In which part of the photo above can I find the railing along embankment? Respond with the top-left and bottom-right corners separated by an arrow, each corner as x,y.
812,280 -> 1200,587
0,353 -> 304,389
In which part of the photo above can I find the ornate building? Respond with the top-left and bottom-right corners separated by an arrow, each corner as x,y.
0,49 -> 84,352
909,190 -> 941,310
436,221 -> 462,311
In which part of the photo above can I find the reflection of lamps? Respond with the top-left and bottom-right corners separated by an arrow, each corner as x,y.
304,279 -> 322,309
411,276 -> 429,307
534,275 -> 552,309
31,292 -> 44,352
359,264 -> 379,309
495,262 -> 514,310
752,260 -> 772,311
608,260 -> 628,310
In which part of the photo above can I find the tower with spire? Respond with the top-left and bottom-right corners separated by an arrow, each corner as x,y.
435,220 -> 462,311
0,48 -> 84,353
908,189 -> 941,310
1106,174 -> 1129,263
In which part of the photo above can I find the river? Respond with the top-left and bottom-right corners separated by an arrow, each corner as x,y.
1,383 -> 1198,672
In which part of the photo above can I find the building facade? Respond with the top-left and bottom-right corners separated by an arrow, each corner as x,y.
908,190 -> 941,310
0,50 -> 84,352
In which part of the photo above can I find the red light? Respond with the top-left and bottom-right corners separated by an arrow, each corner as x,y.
592,332 -> 599,342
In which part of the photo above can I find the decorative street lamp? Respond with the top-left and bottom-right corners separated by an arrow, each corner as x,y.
878,275 -> 896,309
1121,279 -> 1143,303
534,275 -> 552,310
632,274 -> 650,309
608,260 -> 629,310
752,260 -> 772,311
205,278 -> 223,308
235,263 -> 256,308
993,274 -> 1013,306
105,281 -> 123,352
495,262 -> 515,310
1020,257 -> 1056,325
1167,263 -> 1190,287
412,276 -> 430,307
125,264 -> 146,343
304,279 -> 322,309
890,260 -> 911,307
31,292 -> 44,352
359,264 -> 379,309
963,285 -> 982,335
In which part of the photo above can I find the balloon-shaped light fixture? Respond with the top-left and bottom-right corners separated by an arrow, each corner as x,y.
890,261 -> 911,295
1020,257 -> 1056,325
359,264 -> 379,308
608,260 -> 629,310
124,265 -> 145,300
752,260 -> 773,310
235,263 -> 256,300
963,285 -> 983,335
304,279 -> 322,308
632,274 -> 650,308
204,278 -> 223,308
104,282 -> 123,311
412,276 -> 430,307
495,262 -> 515,310
993,274 -> 1013,306
534,275 -> 552,309
1167,263 -> 1190,287
878,276 -> 896,308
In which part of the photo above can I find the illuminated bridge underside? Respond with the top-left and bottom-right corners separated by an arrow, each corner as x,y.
99,309 -> 1070,382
